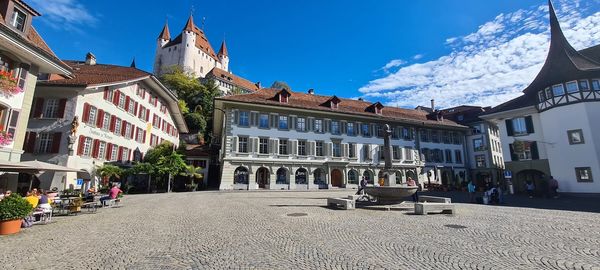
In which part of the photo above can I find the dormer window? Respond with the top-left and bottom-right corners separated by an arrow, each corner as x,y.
275,89 -> 291,103
280,94 -> 288,103
322,96 -> 341,109
375,107 -> 382,115
367,102 -> 384,115
11,8 -> 27,32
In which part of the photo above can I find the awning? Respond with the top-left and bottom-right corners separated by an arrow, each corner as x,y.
0,161 -> 39,173
20,160 -> 83,173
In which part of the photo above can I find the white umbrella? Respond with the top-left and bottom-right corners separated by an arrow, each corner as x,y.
19,160 -> 84,173
0,160 -> 39,173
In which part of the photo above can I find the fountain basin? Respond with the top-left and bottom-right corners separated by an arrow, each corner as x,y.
363,186 -> 418,202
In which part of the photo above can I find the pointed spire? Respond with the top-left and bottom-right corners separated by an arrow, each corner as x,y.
183,14 -> 195,32
218,40 -> 228,57
158,20 -> 170,40
130,57 -> 136,68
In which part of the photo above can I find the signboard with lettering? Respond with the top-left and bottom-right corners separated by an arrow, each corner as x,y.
504,170 -> 512,178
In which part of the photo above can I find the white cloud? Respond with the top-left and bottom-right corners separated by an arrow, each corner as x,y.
413,54 -> 424,60
359,0 -> 600,109
379,59 -> 406,73
29,0 -> 97,31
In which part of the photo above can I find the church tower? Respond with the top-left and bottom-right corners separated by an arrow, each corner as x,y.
218,40 -> 229,72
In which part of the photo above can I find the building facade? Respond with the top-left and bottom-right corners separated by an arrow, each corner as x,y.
482,1 -> 600,193
204,67 -> 259,95
0,0 -> 71,192
213,88 -> 469,190
441,106 -> 504,187
23,54 -> 188,190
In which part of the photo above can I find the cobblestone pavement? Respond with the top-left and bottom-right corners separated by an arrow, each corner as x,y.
2,191 -> 600,270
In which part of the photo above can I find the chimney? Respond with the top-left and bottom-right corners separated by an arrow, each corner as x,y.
358,97 -> 364,101
430,99 -> 435,111
255,81 -> 261,89
308,88 -> 314,95
85,52 -> 96,65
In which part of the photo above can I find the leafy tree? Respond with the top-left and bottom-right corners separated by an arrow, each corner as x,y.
184,112 -> 207,133
160,66 -> 205,109
156,152 -> 188,192
178,99 -> 190,114
199,79 -> 221,118
271,81 -> 291,91
129,162 -> 156,193
231,86 -> 245,95
96,164 -> 125,186
144,141 -> 175,164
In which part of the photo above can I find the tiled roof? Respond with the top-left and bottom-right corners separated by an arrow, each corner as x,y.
218,88 -> 465,128
158,22 -> 170,40
38,60 -> 151,87
217,40 -> 228,57
206,67 -> 258,92
184,144 -> 211,157
440,105 -> 490,124
483,94 -> 536,115
163,18 -> 218,61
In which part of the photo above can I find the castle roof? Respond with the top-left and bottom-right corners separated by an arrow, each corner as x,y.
218,40 -> 228,57
484,0 -> 600,116
183,14 -> 195,32
217,88 -> 465,129
206,67 -> 258,92
158,22 -> 170,40
162,16 -> 219,61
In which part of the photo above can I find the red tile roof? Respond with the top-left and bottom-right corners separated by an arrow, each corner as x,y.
217,40 -> 228,57
206,67 -> 259,92
218,88 -> 465,128
38,61 -> 151,87
158,22 -> 170,40
164,16 -> 218,61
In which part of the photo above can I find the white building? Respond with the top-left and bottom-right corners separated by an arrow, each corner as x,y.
482,1 -> 600,193
0,0 -> 72,192
213,88 -> 469,190
23,53 -> 188,190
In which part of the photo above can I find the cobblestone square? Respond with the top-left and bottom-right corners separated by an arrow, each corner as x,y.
1,191 -> 599,270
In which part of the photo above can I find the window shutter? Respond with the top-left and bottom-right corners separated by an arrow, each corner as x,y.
287,140 -> 292,155
343,143 -> 349,157
82,103 -> 90,123
92,139 -> 99,158
25,132 -> 36,153
341,122 -> 346,135
109,116 -> 116,132
250,112 -> 257,126
357,122 -> 362,136
103,87 -> 109,100
270,114 -> 277,128
291,140 -> 297,155
231,136 -> 238,153
324,120 -> 330,133
254,138 -> 259,153
96,110 -> 104,127
309,141 -> 315,156
146,109 -> 150,122
505,119 -> 514,136
106,144 -> 113,160
32,98 -> 44,118
525,116 -> 534,134
248,137 -> 254,153
134,102 -> 139,116
325,142 -> 332,157
233,110 -> 239,125
77,135 -> 85,156
51,133 -> 62,153
113,90 -> 120,105
117,147 -> 123,161
143,131 -> 147,143
58,99 -> 67,118
531,142 -> 539,160
509,144 -> 518,161
290,116 -> 296,130
121,120 -> 127,136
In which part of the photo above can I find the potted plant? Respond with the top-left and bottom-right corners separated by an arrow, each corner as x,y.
0,194 -> 33,235
69,197 -> 83,213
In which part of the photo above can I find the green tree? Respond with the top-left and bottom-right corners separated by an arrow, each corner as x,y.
96,164 -> 124,186
271,81 -> 291,91
129,162 -> 156,193
199,78 -> 221,118
156,152 -> 188,192
178,99 -> 190,114
184,112 -> 207,133
184,165 -> 204,191
144,141 -> 175,164
160,66 -> 204,106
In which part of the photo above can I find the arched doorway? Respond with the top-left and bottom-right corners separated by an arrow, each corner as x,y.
276,168 -> 288,184
516,169 -> 545,194
377,170 -> 388,186
363,170 -> 374,185
395,170 -> 404,184
347,170 -> 359,185
406,169 -> 417,183
233,166 -> 249,185
313,168 -> 326,188
295,168 -> 308,185
441,171 -> 451,186
256,167 -> 269,189
331,169 -> 343,187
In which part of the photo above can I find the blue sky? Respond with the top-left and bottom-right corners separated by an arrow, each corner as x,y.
29,0 -> 600,108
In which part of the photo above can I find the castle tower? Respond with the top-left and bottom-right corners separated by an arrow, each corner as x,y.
153,21 -> 171,75
181,14 -> 197,74
218,40 -> 229,72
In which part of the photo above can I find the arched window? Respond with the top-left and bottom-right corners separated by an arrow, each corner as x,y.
363,170 -> 374,185
395,171 -> 404,184
295,168 -> 307,184
347,170 -> 358,185
313,169 -> 325,185
233,166 -> 248,184
276,168 -> 288,184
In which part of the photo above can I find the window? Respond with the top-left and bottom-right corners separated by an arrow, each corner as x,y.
347,170 -> 358,185
431,131 -> 439,143
136,129 -> 144,143
445,150 -> 452,163
118,94 -> 126,108
420,130 -> 429,142
552,84 -> 565,96
567,129 -> 584,145
298,140 -> 306,156
455,150 -> 462,164
124,123 -> 131,138
279,139 -> 288,155
83,137 -> 93,157
347,123 -> 354,136
44,99 -> 59,118
592,80 -> 600,91
376,125 -> 383,137
37,133 -> 53,153
259,138 -> 269,154
110,144 -> 118,161
457,115 -> 464,121
102,113 -> 110,130
331,121 -> 340,135
238,137 -> 248,153
476,155 -> 486,168
579,80 -> 590,91
128,101 -> 136,114
442,131 -> 450,144
98,142 -> 106,160
515,142 -> 532,160
276,168 -> 287,184
121,147 -> 129,161
452,132 -> 460,144
348,143 -> 355,158
473,138 -> 484,151
88,106 -> 97,125
511,117 -> 528,135
332,142 -> 341,157
566,81 -> 578,93
314,119 -> 323,133
402,127 -> 411,140
278,115 -> 288,129
404,148 -> 413,161
538,90 -> 546,101
259,114 -> 269,128
296,117 -> 306,131
295,168 -> 307,185
139,106 -> 146,121
238,111 -> 249,126
114,118 -> 122,135
575,167 -> 593,182
316,141 -> 324,156
10,8 -> 26,31
392,146 -> 401,160
362,124 -> 371,137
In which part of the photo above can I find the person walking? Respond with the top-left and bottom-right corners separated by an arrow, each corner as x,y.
549,176 -> 559,199
407,177 -> 418,202
526,181 -> 535,198
467,180 -> 476,203
356,176 -> 368,195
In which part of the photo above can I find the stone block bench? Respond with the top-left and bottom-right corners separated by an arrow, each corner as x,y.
327,196 -> 356,210
414,202 -> 455,216
418,195 -> 452,204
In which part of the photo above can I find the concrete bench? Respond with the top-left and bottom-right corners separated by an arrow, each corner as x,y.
414,202 -> 455,216
327,197 -> 355,210
418,196 -> 452,203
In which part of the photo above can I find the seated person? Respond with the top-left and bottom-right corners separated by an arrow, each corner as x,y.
37,190 -> 52,211
100,184 -> 123,206
25,191 -> 39,208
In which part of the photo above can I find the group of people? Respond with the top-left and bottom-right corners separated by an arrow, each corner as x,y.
525,176 -> 559,199
0,188 -> 57,210
467,181 -> 503,204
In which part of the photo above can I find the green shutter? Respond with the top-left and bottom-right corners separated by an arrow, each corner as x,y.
505,119 -> 514,136
531,142 -> 539,160
525,116 -> 534,134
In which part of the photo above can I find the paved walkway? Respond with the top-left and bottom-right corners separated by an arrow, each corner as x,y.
1,191 -> 599,269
